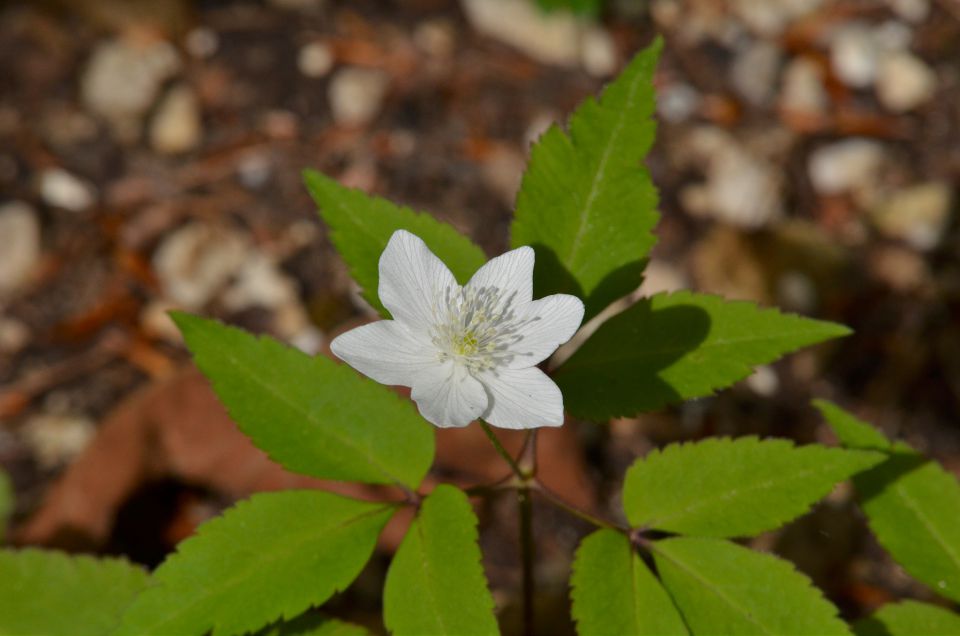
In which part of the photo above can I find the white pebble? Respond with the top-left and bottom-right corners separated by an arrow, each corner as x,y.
328,68 -> 389,126
298,41 -> 334,78
581,27 -> 617,77
0,201 -> 40,297
808,139 -> 884,195
39,168 -> 96,212
149,85 -> 202,154
877,52 -> 936,112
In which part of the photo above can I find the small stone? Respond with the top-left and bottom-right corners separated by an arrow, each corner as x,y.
639,260 -> 688,296
0,202 -> 41,297
524,111 -> 559,146
461,0 -> 580,67
81,38 -> 181,141
21,412 -> 96,469
414,20 -> 456,59
868,245 -> 929,292
581,27 -> 617,77
221,254 -> 300,312
731,0 -> 823,36
745,365 -> 779,397
481,147 -> 526,207
290,325 -> 325,355
831,25 -> 880,88
870,182 -> 952,251
679,127 -> 783,228
153,222 -> 249,309
328,68 -> 389,126
657,82 -> 701,123
149,85 -> 202,154
777,270 -> 818,313
731,40 -> 782,106
140,299 -> 183,344
887,0 -> 930,23
808,138 -> 884,196
298,41 -> 334,78
0,317 -> 30,354
39,168 -> 97,212
184,28 -> 219,59
876,52 -> 936,112
236,152 -> 273,190
780,56 -> 827,115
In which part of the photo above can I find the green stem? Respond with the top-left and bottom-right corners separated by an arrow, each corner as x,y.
479,419 -> 525,479
531,480 -> 625,531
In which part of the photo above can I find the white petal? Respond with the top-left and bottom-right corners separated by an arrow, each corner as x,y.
331,320 -> 435,386
465,245 -> 534,304
379,230 -> 458,331
506,294 -> 584,369
480,367 -> 564,429
411,360 -> 488,428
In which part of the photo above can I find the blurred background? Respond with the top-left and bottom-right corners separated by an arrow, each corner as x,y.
1,0 -> 959,632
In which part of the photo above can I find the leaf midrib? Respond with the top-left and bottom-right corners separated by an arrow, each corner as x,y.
130,504 -> 391,634
216,342 -> 409,487
654,543 -> 772,635
564,64 -> 648,274
885,478 -> 960,585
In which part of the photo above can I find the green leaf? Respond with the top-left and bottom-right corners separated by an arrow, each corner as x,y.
510,39 -> 661,321
818,402 -> 960,603
813,400 -> 891,450
0,469 -> 11,543
854,601 -> 960,636
384,485 -> 498,636
0,549 -> 148,636
555,291 -> 851,420
570,529 -> 688,636
255,613 -> 371,636
173,313 -> 434,488
116,491 -> 394,636
622,437 -> 884,538
652,538 -> 850,636
304,170 -> 487,317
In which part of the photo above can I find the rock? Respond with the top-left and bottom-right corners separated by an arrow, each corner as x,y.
328,68 -> 389,126
745,365 -> 779,397
0,202 -> 41,297
868,245 -> 929,292
0,316 -> 30,354
221,254 -> 300,312
780,56 -> 828,115
297,41 -> 334,78
679,127 -> 783,228
81,38 -> 181,142
581,27 -> 617,77
461,0 -> 581,67
876,52 -> 936,112
140,299 -> 183,344
414,19 -> 456,59
830,24 -> 880,88
149,85 -> 202,154
731,0 -> 823,36
808,138 -> 884,197
657,82 -> 701,123
887,0 -> 930,23
152,222 -> 249,309
638,260 -> 688,296
22,412 -> 96,469
184,28 -> 219,59
39,168 -> 97,212
290,325 -> 325,355
731,40 -> 782,106
870,182 -> 953,251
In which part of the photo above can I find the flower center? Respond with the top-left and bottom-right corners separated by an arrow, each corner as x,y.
431,285 -> 536,373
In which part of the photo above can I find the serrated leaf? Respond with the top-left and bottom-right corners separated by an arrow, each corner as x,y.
0,549 -> 148,636
652,538 -> 850,635
817,402 -> 960,603
622,437 -> 884,538
0,469 -> 11,543
305,170 -> 487,316
384,485 -> 498,636
173,313 -> 434,488
116,491 -> 394,636
510,39 -> 661,321
255,613 -> 371,636
813,400 -> 891,450
570,529 -> 688,636
555,291 -> 851,420
854,601 -> 960,636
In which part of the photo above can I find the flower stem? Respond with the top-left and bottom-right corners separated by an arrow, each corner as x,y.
530,480 -> 625,531
478,419 -> 525,479
518,481 -> 535,636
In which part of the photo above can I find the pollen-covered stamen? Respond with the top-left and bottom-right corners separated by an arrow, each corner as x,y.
431,284 -> 539,372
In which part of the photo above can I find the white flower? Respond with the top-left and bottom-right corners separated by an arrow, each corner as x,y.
331,230 -> 584,429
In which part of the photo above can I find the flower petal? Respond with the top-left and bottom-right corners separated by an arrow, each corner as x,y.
465,245 -> 534,304
379,230 -> 458,331
480,367 -> 564,429
411,360 -> 488,428
506,293 -> 585,369
330,320 -> 435,386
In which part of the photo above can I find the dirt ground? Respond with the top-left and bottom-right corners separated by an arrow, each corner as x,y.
1,0 -> 959,632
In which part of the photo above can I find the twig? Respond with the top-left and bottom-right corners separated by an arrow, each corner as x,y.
531,480 -> 627,532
